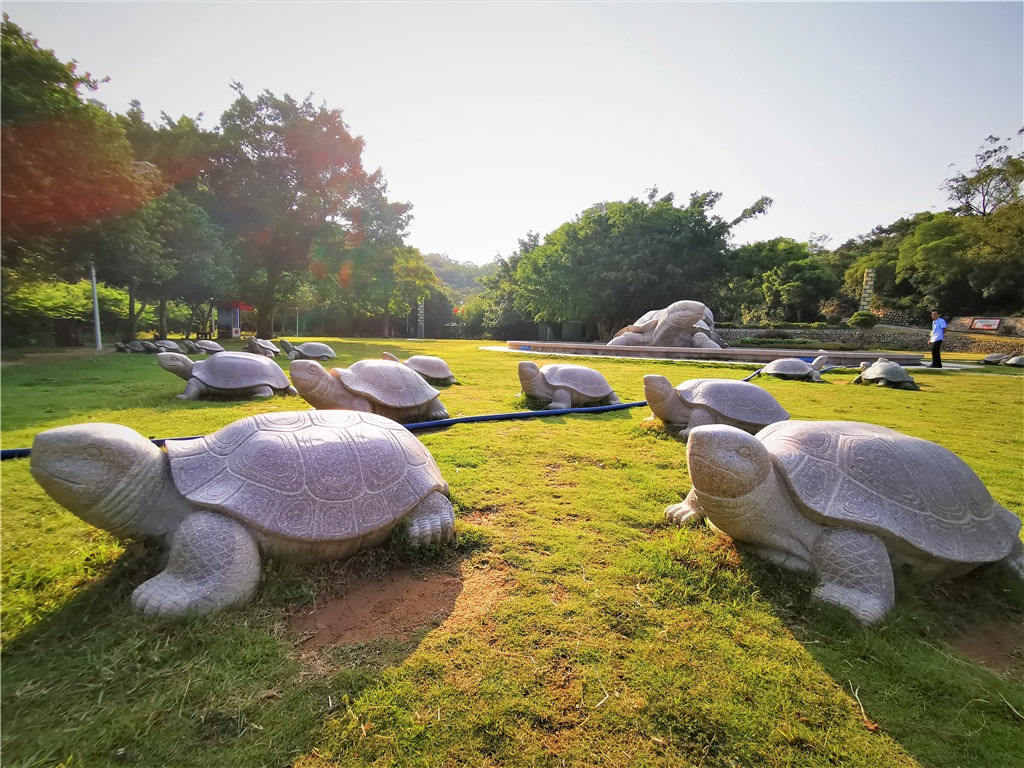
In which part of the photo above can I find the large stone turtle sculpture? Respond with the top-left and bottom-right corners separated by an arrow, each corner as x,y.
852,358 -> 919,390
290,359 -> 449,423
643,376 -> 790,438
1003,355 -> 1024,367
665,420 -> 1024,624
981,353 -> 1010,365
281,339 -> 337,361
195,340 -> 225,355
29,410 -> 455,618
757,355 -> 828,383
518,362 -> 621,409
158,351 -> 297,400
382,351 -> 456,385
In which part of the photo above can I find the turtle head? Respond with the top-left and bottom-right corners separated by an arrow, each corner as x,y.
517,361 -> 544,397
811,355 -> 829,371
290,360 -> 348,408
157,352 -> 194,380
382,351 -> 401,363
31,423 -> 166,536
279,339 -> 295,353
686,425 -> 771,500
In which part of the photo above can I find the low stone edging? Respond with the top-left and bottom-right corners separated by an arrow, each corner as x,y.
715,328 -> 1022,355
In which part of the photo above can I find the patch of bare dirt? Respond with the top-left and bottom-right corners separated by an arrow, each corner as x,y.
291,562 -> 511,653
947,620 -> 1024,673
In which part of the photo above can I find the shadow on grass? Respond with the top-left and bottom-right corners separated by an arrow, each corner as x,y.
0,523 -> 493,768
737,549 -> 1024,768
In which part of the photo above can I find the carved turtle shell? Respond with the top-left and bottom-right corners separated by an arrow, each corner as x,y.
539,364 -> 615,398
676,379 -> 790,427
336,359 -> 440,408
165,410 -> 447,543
756,420 -> 1020,563
191,351 -> 292,392
383,352 -> 455,382
196,340 -> 225,354
762,358 -> 815,376
860,359 -> 916,385
284,341 -> 336,360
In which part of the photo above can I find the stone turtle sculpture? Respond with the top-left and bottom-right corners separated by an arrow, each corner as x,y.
852,358 -> 919,390
281,339 -> 337,361
30,410 -> 455,618
382,351 -> 456,385
666,420 -> 1024,624
158,351 -> 297,400
982,353 -> 1010,365
1003,355 -> 1024,367
643,376 -> 790,438
243,337 -> 280,357
518,362 -> 621,409
290,359 -> 449,423
115,340 -> 148,353
154,340 -> 184,352
196,340 -> 225,355
757,355 -> 828,383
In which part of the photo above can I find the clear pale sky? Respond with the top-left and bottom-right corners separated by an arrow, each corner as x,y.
5,1 -> 1022,265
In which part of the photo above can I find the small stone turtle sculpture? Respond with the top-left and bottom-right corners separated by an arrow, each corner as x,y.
1003,355 -> 1024,367
140,340 -> 160,353
852,358 -> 919,390
280,339 -> 337,361
290,359 -> 450,423
666,420 -> 1024,624
154,340 -> 184,352
196,340 -> 225,355
757,355 -> 828,383
29,410 -> 455,618
643,376 -> 790,438
158,351 -> 298,400
982,353 -> 1010,365
382,351 -> 456,385
179,339 -> 201,354
517,362 -> 621,409
243,336 -> 280,357
115,340 -> 148,353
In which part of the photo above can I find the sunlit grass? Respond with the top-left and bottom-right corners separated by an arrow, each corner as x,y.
2,339 -> 1021,767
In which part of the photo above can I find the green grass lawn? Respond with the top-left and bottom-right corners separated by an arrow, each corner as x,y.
2,338 -> 1022,768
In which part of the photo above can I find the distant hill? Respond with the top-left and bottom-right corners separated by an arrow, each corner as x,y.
422,253 -> 497,300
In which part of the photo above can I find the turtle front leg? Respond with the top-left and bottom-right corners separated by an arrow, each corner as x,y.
665,488 -> 705,526
810,528 -> 895,625
132,511 -> 262,619
678,409 -> 717,440
178,379 -> 207,400
406,491 -> 455,545
546,388 -> 573,410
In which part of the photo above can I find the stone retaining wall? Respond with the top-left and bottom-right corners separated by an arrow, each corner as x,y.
716,328 -> 1022,355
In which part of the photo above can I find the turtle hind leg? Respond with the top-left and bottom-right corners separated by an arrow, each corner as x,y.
406,491 -> 455,545
811,528 -> 894,625
132,511 -> 261,619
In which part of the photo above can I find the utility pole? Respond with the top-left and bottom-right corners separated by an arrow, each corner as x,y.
90,264 -> 102,350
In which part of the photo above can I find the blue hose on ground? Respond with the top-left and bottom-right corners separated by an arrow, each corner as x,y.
0,401 -> 649,461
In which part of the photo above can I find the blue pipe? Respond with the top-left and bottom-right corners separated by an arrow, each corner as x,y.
0,401 -> 649,461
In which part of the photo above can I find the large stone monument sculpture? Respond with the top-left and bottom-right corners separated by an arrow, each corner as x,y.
665,421 -> 1024,624
29,411 -> 455,618
608,300 -> 724,348
643,376 -> 790,438
290,359 -> 449,422
158,351 -> 298,400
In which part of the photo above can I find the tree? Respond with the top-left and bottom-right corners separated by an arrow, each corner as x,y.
508,190 -> 772,338
942,132 -> 1024,216
1,15 -> 150,283
206,86 -> 409,336
761,257 -> 840,322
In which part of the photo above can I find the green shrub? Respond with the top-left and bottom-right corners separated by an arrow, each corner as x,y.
848,311 -> 880,330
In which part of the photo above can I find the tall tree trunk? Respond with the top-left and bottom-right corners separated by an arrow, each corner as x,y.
157,298 -> 169,339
